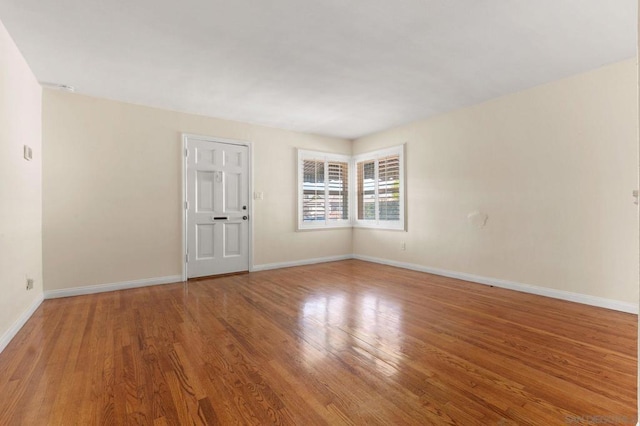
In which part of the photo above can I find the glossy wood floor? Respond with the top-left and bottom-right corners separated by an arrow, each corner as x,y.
0,260 -> 636,425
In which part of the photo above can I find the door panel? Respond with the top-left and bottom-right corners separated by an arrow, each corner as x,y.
196,146 -> 217,165
197,171 -> 216,212
196,224 -> 215,260
225,173 -> 241,211
186,137 -> 250,278
224,223 -> 241,256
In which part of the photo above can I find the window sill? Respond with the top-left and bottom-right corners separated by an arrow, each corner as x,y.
297,222 -> 406,231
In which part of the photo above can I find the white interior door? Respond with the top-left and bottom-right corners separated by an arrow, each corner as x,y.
185,137 -> 250,278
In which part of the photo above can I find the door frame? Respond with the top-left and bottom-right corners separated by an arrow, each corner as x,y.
181,133 -> 254,281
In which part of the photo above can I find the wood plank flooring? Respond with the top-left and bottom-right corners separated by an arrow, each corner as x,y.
0,260 -> 636,425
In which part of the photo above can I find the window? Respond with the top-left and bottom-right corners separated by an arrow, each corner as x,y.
354,145 -> 404,230
297,145 -> 404,230
298,150 -> 351,229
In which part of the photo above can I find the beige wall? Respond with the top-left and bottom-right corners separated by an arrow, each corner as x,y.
42,91 -> 352,291
44,59 -> 639,304
636,0 -> 639,416
353,59 -> 639,305
0,20 -> 43,347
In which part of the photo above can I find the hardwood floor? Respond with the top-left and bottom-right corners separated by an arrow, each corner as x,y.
0,260 -> 636,425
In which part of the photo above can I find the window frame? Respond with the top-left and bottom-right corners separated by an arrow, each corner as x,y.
297,144 -> 405,231
297,149 -> 352,230
352,144 -> 405,230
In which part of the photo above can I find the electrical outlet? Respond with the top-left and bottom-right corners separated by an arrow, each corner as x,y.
401,242 -> 406,251
26,278 -> 34,290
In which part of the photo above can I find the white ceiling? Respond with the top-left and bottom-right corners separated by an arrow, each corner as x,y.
0,0 -> 636,139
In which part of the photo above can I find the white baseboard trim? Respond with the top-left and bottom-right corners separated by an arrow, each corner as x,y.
44,275 -> 183,299
0,293 -> 44,354
252,254 -> 354,272
353,255 -> 638,314
38,256 -> 638,314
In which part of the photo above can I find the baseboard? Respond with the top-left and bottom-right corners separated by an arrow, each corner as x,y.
353,255 -> 638,314
252,254 -> 354,272
41,256 -> 638,314
0,293 -> 44,354
44,275 -> 183,299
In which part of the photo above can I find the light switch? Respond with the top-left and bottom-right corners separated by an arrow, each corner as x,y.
23,145 -> 32,161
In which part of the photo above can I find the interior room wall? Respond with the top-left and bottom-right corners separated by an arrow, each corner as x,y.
353,58 -> 639,307
42,91 -> 352,292
0,20 -> 43,350
636,2 -> 639,416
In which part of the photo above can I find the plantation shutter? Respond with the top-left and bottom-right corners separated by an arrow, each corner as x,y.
300,154 -> 349,225
302,159 -> 325,222
356,160 -> 376,220
377,155 -> 400,221
327,161 -> 349,220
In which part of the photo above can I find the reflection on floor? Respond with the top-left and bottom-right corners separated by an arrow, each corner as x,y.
0,260 -> 636,424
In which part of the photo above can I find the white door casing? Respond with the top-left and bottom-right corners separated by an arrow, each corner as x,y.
184,135 -> 250,278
